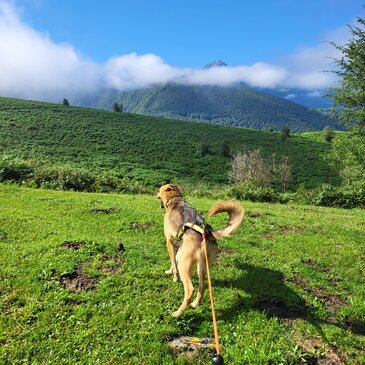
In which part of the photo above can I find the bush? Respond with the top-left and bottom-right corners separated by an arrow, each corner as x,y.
298,183 -> 365,209
0,156 -> 32,182
227,183 -> 279,203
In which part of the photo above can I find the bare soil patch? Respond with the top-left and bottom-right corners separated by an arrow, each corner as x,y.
262,231 -> 275,239
61,241 -> 85,250
287,275 -> 347,312
280,226 -> 305,234
262,226 -> 305,239
130,222 -> 154,231
301,259 -> 330,273
293,336 -> 346,365
97,256 -> 124,273
60,266 -> 97,292
90,207 -> 118,214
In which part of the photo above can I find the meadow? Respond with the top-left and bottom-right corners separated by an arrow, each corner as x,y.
1,184 -> 364,364
0,97 -> 339,190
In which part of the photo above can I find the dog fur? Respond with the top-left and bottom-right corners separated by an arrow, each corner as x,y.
157,184 -> 244,317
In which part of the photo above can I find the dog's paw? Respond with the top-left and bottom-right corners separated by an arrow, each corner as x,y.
172,310 -> 182,317
165,268 -> 172,275
191,300 -> 199,308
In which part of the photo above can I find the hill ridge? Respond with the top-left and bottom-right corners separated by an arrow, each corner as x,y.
81,83 -> 338,132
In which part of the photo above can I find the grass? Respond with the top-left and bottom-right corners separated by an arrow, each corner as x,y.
1,184 -> 364,364
0,96 -> 339,189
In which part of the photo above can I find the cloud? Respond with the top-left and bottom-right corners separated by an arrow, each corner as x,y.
284,93 -> 297,100
0,2 -> 353,101
0,2 -> 101,100
307,90 -> 323,97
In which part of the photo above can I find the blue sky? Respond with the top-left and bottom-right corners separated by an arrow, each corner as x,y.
0,0 -> 364,100
17,0 -> 364,66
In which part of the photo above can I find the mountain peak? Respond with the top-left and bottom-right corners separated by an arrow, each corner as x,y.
204,60 -> 227,69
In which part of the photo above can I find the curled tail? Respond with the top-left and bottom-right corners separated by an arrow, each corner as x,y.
208,200 -> 244,240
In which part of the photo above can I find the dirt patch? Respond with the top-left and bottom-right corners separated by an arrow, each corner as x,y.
60,266 -> 97,292
97,256 -> 124,273
253,297 -> 307,319
301,259 -> 330,273
280,226 -> 305,234
262,231 -> 275,239
293,336 -> 346,365
130,222 -> 154,231
61,241 -> 85,250
0,231 -> 8,241
343,318 -> 365,336
167,336 -> 215,359
247,211 -> 272,218
288,274 -> 347,312
90,207 -> 118,214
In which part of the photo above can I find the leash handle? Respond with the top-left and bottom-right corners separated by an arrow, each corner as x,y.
202,236 -> 221,356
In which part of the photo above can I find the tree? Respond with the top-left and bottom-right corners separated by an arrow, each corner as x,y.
230,150 -> 292,190
220,141 -> 231,157
229,149 -> 271,187
199,143 -> 210,157
62,98 -> 69,106
281,126 -> 290,141
112,102 -> 122,112
271,155 -> 292,191
323,125 -> 335,143
326,14 -> 365,184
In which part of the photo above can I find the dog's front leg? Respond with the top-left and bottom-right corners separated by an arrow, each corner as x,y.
165,237 -> 179,281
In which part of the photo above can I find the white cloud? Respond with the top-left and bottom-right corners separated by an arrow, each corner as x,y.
0,2 -> 353,101
0,2 -> 101,100
307,90 -> 323,97
284,93 -> 297,100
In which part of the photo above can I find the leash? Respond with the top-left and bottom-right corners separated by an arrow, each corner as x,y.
202,233 -> 224,365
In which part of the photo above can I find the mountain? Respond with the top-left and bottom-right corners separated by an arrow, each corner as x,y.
204,60 -> 228,68
81,83 -> 339,132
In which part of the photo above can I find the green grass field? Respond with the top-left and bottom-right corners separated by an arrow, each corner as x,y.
1,184 -> 364,364
0,97 -> 339,189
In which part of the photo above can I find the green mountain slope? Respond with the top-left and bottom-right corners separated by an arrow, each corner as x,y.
84,84 -> 338,132
0,97 -> 338,189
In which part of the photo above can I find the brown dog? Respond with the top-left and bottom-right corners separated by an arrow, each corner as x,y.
157,184 -> 244,316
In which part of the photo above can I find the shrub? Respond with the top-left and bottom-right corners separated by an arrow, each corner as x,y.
228,182 -> 279,203
0,156 -> 32,182
298,183 -> 365,209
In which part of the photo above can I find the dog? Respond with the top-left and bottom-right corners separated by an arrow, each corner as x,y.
157,184 -> 244,316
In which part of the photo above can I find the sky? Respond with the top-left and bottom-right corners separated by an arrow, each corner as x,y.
0,0 -> 364,101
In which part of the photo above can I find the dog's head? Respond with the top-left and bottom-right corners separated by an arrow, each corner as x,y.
157,184 -> 182,209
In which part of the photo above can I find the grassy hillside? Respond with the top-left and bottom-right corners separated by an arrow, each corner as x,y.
85,84 -> 338,132
1,185 -> 364,364
0,97 -> 339,189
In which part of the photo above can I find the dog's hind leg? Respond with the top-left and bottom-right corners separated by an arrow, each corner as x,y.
191,259 -> 205,308
191,262 -> 205,308
172,253 -> 194,317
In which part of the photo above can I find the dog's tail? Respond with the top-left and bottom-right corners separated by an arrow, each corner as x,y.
208,200 -> 244,240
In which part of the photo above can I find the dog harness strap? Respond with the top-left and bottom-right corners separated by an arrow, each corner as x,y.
176,203 -> 209,240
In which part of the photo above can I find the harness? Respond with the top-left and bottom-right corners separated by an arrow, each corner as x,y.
176,202 -> 211,240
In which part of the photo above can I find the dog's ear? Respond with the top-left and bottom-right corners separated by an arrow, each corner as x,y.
169,184 -> 181,193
